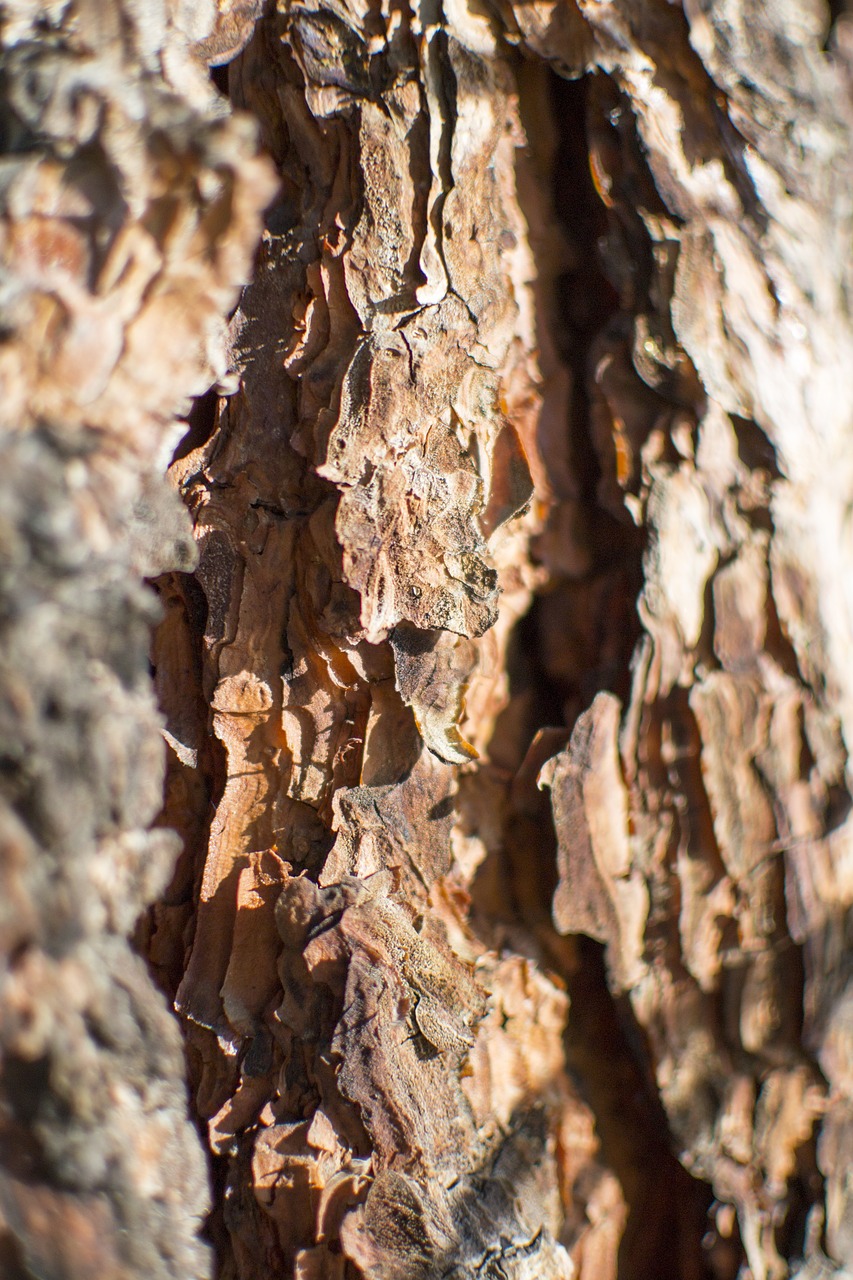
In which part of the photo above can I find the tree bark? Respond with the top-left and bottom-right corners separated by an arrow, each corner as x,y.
2,2 -> 852,1280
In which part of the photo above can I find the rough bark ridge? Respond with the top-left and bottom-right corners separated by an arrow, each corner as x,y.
155,1 -> 853,1278
156,6 -> 610,1277
541,6 -> 853,1279
4,0 -> 853,1279
0,2 -> 275,1275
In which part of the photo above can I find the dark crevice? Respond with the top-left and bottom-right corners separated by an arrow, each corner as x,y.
210,61 -> 230,96
825,0 -> 850,49
730,413 -> 781,479
566,941 -> 716,1280
172,388 -> 220,465
0,1233 -> 30,1280
476,62 -> 733,1280
549,73 -> 619,510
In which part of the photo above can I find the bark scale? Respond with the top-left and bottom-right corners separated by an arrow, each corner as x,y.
1,2 -> 852,1280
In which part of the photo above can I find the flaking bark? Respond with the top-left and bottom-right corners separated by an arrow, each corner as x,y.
3,2 -> 853,1279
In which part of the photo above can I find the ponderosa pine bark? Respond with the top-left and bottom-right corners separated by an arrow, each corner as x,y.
2,2 -> 852,1279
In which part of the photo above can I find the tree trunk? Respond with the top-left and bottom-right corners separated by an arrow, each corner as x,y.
2,2 -> 852,1280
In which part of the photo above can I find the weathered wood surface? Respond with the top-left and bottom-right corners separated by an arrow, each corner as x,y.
2,0 -> 853,1278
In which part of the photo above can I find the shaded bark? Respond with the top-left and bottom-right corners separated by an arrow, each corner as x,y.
2,2 -> 853,1280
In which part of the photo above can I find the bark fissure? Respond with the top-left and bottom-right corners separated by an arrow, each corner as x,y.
3,2 -> 853,1279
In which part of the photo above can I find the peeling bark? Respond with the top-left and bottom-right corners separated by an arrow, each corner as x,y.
4,1 -> 853,1280
157,7 -> 602,1276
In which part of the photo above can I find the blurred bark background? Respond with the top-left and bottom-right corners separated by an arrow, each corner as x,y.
1,1 -> 852,1278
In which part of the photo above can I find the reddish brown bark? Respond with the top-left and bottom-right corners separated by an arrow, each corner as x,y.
2,2 -> 853,1279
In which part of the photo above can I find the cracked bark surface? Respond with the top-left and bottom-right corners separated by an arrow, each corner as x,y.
3,1 -> 853,1279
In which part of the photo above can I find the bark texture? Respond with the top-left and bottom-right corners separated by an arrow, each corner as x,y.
3,1 -> 853,1279
0,2 -> 275,1275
